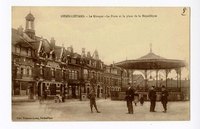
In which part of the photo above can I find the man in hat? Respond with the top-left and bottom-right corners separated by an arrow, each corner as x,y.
125,83 -> 135,114
161,86 -> 169,113
148,86 -> 157,112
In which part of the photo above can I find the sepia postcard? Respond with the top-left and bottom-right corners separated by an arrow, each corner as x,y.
12,7 -> 190,122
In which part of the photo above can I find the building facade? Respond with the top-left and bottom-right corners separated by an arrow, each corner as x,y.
12,12 -> 129,100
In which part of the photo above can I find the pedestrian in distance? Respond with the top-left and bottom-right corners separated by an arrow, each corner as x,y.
87,89 -> 101,113
44,90 -> 47,101
134,91 -> 139,106
139,94 -> 144,106
125,83 -> 135,114
161,86 -> 169,113
148,86 -> 157,112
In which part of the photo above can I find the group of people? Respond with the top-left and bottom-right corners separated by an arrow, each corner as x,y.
148,85 -> 169,113
125,83 -> 169,114
87,83 -> 168,114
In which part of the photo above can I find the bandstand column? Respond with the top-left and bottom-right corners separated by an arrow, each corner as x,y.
175,68 -> 181,90
144,70 -> 148,91
165,69 -> 171,88
156,70 -> 159,87
130,70 -> 135,86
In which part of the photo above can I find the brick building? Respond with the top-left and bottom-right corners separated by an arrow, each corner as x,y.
12,12 -> 128,100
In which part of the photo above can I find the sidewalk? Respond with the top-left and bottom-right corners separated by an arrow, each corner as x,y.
12,96 -> 35,102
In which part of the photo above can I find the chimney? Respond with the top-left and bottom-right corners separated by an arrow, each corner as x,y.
82,48 -> 85,53
81,48 -> 86,57
50,37 -> 55,48
18,25 -> 24,36
70,45 -> 73,53
87,52 -> 91,58
67,47 -> 70,52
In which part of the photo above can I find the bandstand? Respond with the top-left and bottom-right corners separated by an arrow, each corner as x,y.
114,45 -> 187,100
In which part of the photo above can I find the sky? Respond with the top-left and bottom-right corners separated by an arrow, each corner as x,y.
12,7 -> 190,79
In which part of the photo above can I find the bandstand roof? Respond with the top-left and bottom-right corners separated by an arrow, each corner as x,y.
114,52 -> 187,70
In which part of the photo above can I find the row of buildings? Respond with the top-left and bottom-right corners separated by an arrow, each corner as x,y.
12,12 -> 132,100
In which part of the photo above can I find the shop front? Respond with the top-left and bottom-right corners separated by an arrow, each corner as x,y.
13,79 -> 36,99
36,81 -> 67,99
68,80 -> 80,99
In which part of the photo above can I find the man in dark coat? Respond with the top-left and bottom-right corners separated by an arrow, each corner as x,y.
125,84 -> 135,114
161,86 -> 169,113
148,86 -> 157,112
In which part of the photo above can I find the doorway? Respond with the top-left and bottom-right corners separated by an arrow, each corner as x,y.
72,85 -> 77,99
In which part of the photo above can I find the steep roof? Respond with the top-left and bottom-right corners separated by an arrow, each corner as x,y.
22,33 -> 35,42
12,28 -> 23,45
138,52 -> 166,60
115,51 -> 187,70
12,28 -> 35,49
25,12 -> 35,20
42,39 -> 52,53
92,49 -> 99,60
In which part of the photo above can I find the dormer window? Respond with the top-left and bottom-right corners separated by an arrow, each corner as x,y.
39,47 -> 45,57
52,53 -> 55,60
21,47 -> 27,55
16,46 -> 20,53
28,48 -> 31,56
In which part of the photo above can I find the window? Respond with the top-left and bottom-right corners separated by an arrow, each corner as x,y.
83,69 -> 88,80
98,73 -> 100,81
69,70 -> 72,79
69,70 -> 78,80
21,47 -> 27,55
92,72 -> 96,79
28,49 -> 32,56
71,58 -> 76,64
52,68 -> 55,77
71,70 -> 75,79
16,67 -> 20,74
27,68 -> 29,76
88,71 -> 91,79
118,79 -> 120,86
40,66 -> 43,75
16,46 -> 20,53
74,71 -> 78,80
21,68 -> 24,75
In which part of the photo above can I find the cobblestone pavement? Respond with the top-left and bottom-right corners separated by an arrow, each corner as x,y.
12,99 -> 190,121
